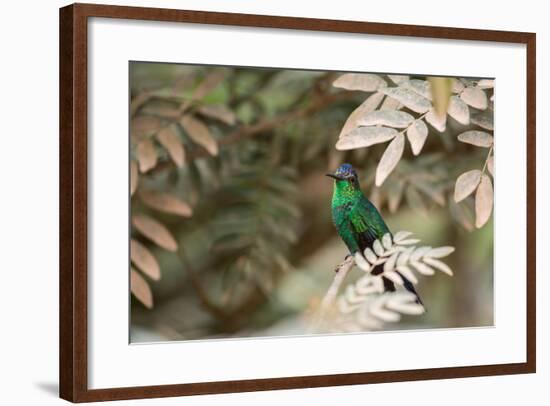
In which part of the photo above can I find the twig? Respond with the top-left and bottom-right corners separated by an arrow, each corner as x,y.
312,255 -> 355,331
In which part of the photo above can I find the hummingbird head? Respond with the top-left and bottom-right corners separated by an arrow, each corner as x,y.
326,163 -> 358,181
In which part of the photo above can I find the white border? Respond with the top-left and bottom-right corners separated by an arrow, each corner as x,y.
88,18 -> 527,389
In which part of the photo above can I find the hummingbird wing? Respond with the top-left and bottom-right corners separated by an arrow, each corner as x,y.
349,196 -> 425,308
349,195 -> 390,252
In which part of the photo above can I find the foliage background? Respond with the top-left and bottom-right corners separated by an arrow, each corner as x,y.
129,62 -> 493,342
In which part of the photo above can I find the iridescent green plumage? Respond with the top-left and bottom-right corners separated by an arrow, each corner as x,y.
327,163 -> 423,306
331,177 -> 389,254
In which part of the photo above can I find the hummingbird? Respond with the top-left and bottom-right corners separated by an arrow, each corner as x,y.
326,163 -> 423,306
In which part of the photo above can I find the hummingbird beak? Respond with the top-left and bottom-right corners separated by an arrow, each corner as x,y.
326,173 -> 344,180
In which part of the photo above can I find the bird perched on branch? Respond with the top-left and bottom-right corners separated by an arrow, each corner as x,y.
326,163 -> 423,307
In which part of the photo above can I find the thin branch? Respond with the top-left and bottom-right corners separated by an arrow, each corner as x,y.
312,255 -> 355,331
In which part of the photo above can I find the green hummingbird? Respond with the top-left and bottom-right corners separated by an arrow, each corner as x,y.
327,163 -> 423,306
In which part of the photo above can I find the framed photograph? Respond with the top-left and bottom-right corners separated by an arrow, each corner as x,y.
59,3 -> 536,402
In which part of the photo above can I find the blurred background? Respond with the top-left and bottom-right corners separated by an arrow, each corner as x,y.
129,62 -> 493,343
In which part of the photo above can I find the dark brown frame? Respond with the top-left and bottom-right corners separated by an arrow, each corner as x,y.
59,2 -> 536,402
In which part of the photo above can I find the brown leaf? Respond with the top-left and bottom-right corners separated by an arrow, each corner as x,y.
192,71 -> 225,100
380,87 -> 431,113
336,126 -> 397,151
139,191 -> 193,217
447,95 -> 470,125
376,133 -> 405,186
379,95 -> 402,111
180,115 -> 218,156
338,92 -> 384,137
198,104 -> 237,125
131,116 -> 161,138
460,87 -> 488,110
132,214 -> 178,252
130,268 -> 153,309
136,139 -> 157,173
332,73 -> 387,92
475,175 -> 493,228
130,93 -> 151,116
458,131 -> 493,148
425,108 -> 446,132
406,119 -> 428,155
130,239 -> 160,280
454,169 -> 482,202
156,126 -> 185,167
130,161 -> 139,196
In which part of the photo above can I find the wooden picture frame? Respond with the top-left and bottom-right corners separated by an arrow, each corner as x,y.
59,3 -> 536,402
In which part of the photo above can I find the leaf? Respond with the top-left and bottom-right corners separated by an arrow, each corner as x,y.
387,74 -> 409,85
358,110 -> 414,128
132,214 -> 178,252
373,239 -> 384,256
338,92 -> 385,137
403,79 -> 432,100
382,233 -> 393,250
460,87 -> 488,110
452,79 -> 465,93
379,95 -> 402,111
425,108 -> 446,132
458,131 -> 493,148
425,246 -> 455,258
136,139 -> 157,173
406,119 -> 428,155
411,261 -> 435,275
130,239 -> 160,280
471,112 -> 494,131
410,246 -> 431,262
355,253 -> 371,272
332,73 -> 387,91
180,115 -> 218,156
198,104 -> 237,125
487,156 -> 494,176
336,127 -> 398,151
376,133 -> 405,186
384,270 -> 404,285
454,169 -> 482,202
386,293 -> 425,315
383,252 -> 399,273
156,126 -> 185,167
130,161 -> 138,196
395,239 -> 421,246
423,257 -> 454,276
370,298 -> 401,322
447,95 -> 470,125
139,191 -> 193,217
131,268 -> 153,309
380,87 -> 431,113
363,248 -> 378,263
393,231 -> 413,243
428,77 -> 453,117
131,116 -> 161,138
477,79 -> 495,89
192,71 -> 225,100
475,175 -> 493,228
396,265 -> 418,284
